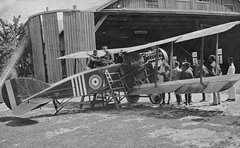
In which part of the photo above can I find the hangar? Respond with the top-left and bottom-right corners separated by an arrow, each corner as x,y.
24,0 -> 240,83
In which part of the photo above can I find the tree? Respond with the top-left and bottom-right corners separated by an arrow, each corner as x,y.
0,15 -> 33,77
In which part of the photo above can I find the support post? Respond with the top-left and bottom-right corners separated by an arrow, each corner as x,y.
200,37 -> 205,86
215,34 -> 219,74
154,48 -> 159,87
169,42 -> 173,81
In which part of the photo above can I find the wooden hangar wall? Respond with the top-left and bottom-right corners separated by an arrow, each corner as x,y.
25,10 -> 96,83
95,0 -> 240,74
105,0 -> 240,12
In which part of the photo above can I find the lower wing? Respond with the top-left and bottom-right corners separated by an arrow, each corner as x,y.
128,74 -> 240,95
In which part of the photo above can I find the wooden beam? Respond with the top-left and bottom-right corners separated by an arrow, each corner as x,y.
95,15 -> 108,32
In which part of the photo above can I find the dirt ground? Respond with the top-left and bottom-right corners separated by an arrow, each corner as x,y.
1,82 -> 240,148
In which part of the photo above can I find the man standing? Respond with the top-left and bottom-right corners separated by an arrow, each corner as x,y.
226,57 -> 236,102
195,59 -> 209,102
180,62 -> 194,105
158,61 -> 171,105
102,46 -> 114,65
172,61 -> 182,105
208,55 -> 222,105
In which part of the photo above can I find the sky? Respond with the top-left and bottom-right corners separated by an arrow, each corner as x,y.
0,0 -> 110,23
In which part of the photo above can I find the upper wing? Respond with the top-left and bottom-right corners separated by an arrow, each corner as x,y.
58,50 -> 104,59
58,21 -> 240,59
127,36 -> 181,53
128,74 -> 240,95
58,36 -> 181,59
176,21 -> 240,43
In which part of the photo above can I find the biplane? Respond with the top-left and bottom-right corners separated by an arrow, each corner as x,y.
2,21 -> 240,115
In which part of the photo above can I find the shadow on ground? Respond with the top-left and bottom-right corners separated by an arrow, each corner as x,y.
0,116 -> 38,127
23,101 -> 240,128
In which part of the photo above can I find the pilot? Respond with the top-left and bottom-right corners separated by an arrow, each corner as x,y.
102,46 -> 114,65
87,50 -> 100,69
115,50 -> 125,64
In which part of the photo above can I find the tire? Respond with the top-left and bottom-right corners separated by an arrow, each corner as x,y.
149,94 -> 162,104
128,95 -> 140,103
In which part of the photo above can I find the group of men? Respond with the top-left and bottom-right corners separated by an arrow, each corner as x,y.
169,55 -> 236,106
87,46 -> 115,69
87,45 -> 142,69
87,46 -> 236,106
157,58 -> 194,105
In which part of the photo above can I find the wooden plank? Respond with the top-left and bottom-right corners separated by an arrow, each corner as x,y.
158,0 -> 166,9
76,12 -> 84,73
63,11 -> 96,76
71,12 -> 77,73
64,12 -> 74,76
176,1 -> 191,10
42,13 -> 62,83
29,16 -> 46,82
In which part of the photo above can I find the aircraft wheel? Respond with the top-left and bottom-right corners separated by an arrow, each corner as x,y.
149,94 -> 162,104
128,95 -> 140,103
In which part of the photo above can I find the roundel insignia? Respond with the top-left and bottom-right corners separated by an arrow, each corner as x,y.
89,75 -> 102,89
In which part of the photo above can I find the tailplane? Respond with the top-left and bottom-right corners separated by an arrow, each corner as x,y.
2,78 -> 51,114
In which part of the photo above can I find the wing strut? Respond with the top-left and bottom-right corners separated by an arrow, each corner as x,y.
74,59 -> 77,74
169,42 -> 174,81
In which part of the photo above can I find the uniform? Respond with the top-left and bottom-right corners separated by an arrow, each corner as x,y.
227,63 -> 236,100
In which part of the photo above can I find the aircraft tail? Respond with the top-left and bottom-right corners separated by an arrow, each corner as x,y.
2,78 -> 51,115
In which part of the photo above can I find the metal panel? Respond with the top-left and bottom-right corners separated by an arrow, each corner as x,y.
29,16 -> 46,82
63,11 -> 96,76
42,13 -> 62,83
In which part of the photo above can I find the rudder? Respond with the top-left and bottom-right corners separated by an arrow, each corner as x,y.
2,78 -> 51,112
2,79 -> 21,110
